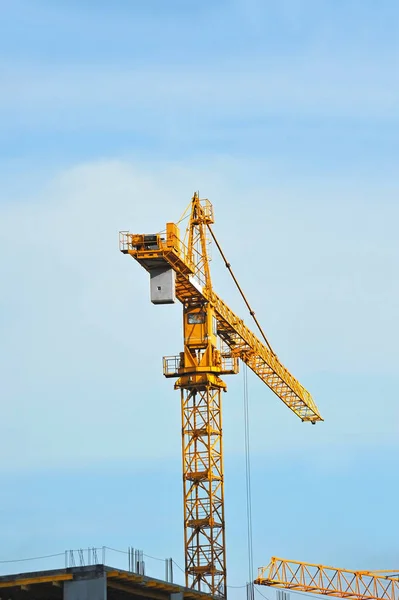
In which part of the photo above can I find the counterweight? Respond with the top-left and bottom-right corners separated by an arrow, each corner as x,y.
120,193 -> 323,598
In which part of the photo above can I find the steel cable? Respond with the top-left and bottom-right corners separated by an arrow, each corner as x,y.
206,224 -> 276,355
244,364 -> 254,593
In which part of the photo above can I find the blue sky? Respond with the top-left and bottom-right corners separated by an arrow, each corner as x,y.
0,1 -> 398,598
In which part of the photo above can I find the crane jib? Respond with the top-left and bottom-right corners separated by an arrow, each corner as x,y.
120,238 -> 322,423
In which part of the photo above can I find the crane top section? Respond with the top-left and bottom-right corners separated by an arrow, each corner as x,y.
119,194 -> 214,295
119,193 -> 323,423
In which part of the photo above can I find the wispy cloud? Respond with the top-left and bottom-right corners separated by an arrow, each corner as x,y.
1,56 -> 398,136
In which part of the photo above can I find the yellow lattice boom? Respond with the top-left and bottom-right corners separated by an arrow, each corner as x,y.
255,557 -> 399,600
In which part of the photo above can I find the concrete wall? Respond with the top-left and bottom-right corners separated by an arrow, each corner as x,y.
150,267 -> 176,304
64,576 -> 107,600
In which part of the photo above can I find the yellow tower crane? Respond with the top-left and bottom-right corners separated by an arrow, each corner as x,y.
120,193 -> 323,598
255,557 -> 399,600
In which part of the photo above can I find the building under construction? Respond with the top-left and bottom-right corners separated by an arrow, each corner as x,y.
0,564 -> 214,600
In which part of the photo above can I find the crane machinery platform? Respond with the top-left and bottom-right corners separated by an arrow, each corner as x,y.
120,193 -> 323,599
255,557 -> 399,600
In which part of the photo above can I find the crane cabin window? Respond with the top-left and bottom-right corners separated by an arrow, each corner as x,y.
187,312 -> 206,324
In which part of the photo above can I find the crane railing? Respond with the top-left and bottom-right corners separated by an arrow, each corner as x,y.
255,558 -> 399,600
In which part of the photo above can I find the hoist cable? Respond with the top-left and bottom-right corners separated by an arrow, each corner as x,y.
206,224 -> 276,355
244,364 -> 254,591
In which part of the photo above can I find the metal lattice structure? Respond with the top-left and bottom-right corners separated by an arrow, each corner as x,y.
182,386 -> 225,596
120,194 -> 323,597
255,557 -> 399,600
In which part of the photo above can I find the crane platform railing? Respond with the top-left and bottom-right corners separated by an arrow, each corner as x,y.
163,354 -> 239,378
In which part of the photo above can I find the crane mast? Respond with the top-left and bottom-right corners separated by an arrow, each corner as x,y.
120,193 -> 323,598
176,197 -> 230,596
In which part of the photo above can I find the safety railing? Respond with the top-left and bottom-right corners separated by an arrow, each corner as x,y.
220,355 -> 239,374
119,231 -> 131,252
163,355 -> 182,377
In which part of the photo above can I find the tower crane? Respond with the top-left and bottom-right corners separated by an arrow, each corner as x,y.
120,193 -> 323,598
255,557 -> 399,600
